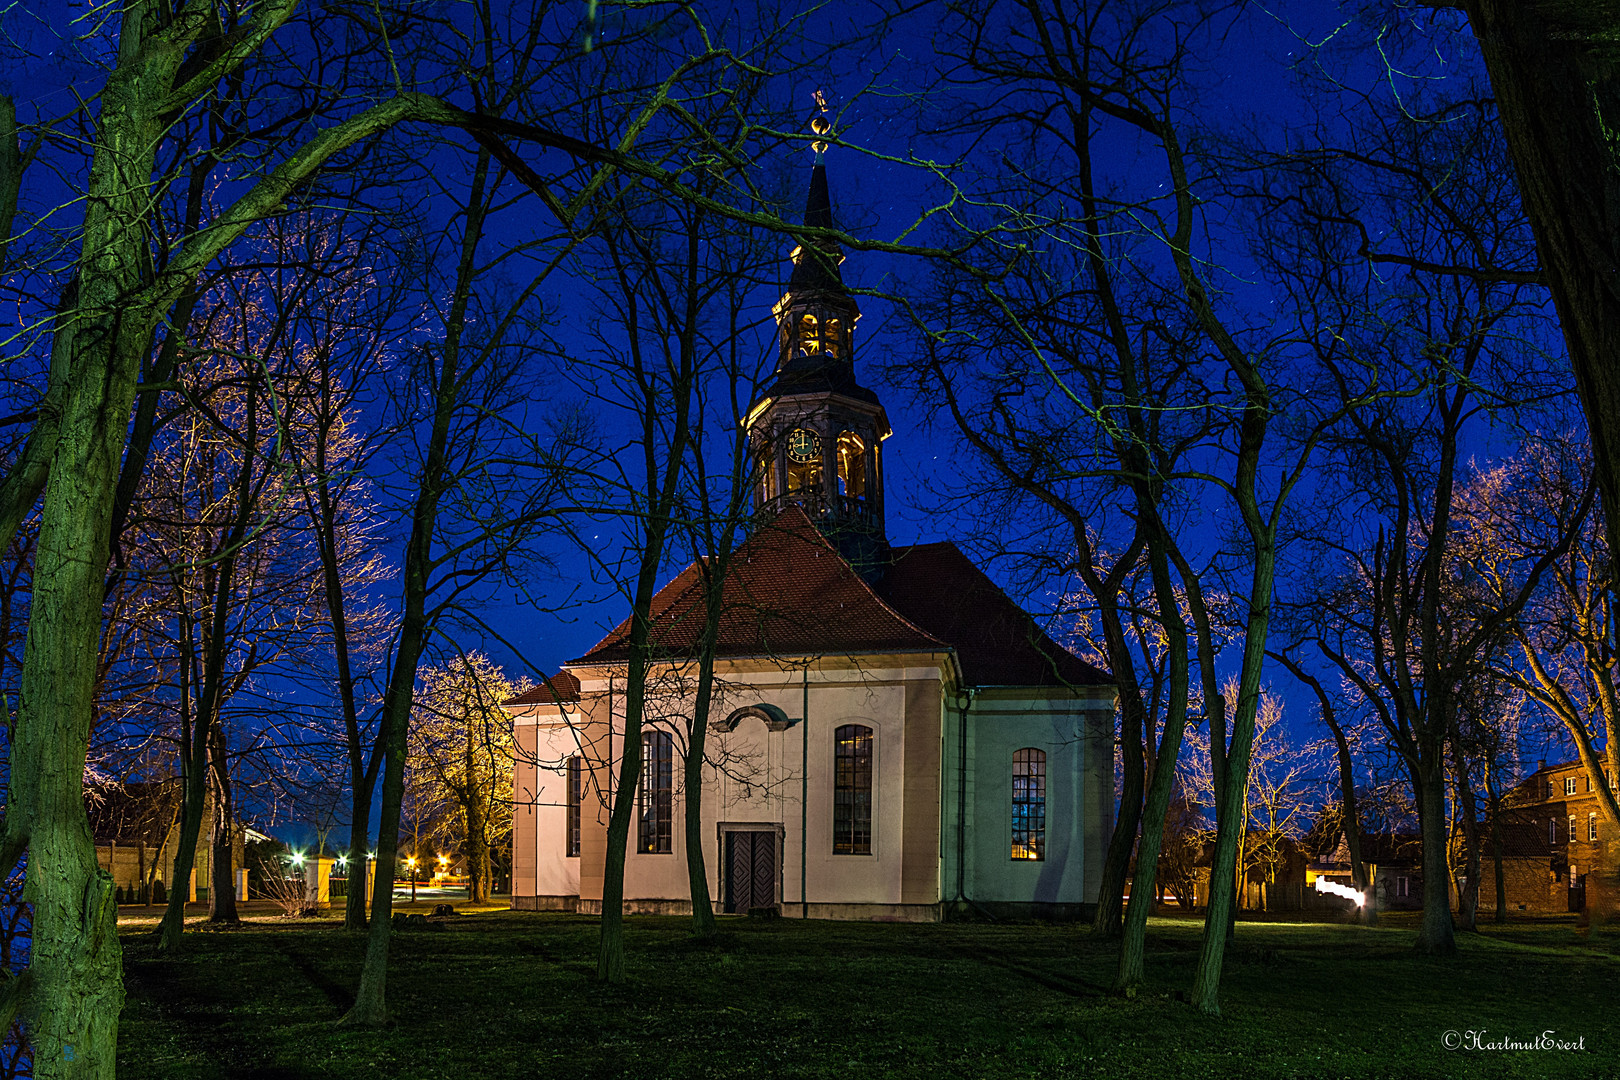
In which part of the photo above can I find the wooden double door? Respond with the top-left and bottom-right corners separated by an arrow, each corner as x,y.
723,830 -> 778,914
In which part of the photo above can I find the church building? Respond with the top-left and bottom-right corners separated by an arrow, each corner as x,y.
507,149 -> 1117,922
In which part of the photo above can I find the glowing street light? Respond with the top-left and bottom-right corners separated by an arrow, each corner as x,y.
406,856 -> 418,903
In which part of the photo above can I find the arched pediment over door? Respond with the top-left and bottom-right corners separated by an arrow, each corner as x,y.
714,704 -> 799,733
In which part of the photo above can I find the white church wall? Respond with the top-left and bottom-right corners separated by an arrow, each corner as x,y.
608,663 -> 935,913
511,706 -> 583,905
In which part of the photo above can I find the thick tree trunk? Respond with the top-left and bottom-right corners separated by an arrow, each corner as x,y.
13,317 -> 132,1073
1414,752 -> 1457,955
1464,1 -> 1620,602
207,731 -> 238,923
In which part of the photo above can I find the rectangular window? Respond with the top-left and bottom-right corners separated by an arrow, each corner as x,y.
1548,778 -> 1555,799
833,725 -> 873,855
637,731 -> 673,854
1590,813 -> 1599,842
1587,775 -> 1593,793
566,757 -> 582,858
1551,818 -> 1558,845
1569,814 -> 1578,843
1566,776 -> 1579,796
1011,749 -> 1047,860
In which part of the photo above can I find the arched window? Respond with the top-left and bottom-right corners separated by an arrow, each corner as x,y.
638,731 -> 673,854
824,318 -> 845,358
566,757 -> 582,858
833,725 -> 873,855
798,313 -> 821,355
836,431 -> 866,499
1012,749 -> 1046,860
1569,814 -> 1577,844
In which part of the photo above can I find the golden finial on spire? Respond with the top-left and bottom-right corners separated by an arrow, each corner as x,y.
811,90 -> 830,157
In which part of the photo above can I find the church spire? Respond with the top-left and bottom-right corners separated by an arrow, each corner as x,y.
745,98 -> 891,572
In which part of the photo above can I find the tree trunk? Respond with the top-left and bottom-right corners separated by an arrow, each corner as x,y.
207,728 -> 238,923
1189,531 -> 1277,1013
1113,532 -> 1188,993
1414,751 -> 1457,955
684,637 -> 720,941
340,146 -> 492,1026
1451,741 -> 1482,933
1093,693 -> 1144,940
1463,1 -> 1620,606
9,37 -> 161,1058
598,634 -> 650,983
155,730 -> 207,949
344,791 -> 373,930
1487,765 -> 1507,923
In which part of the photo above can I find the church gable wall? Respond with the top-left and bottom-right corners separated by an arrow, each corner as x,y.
963,690 -> 1115,910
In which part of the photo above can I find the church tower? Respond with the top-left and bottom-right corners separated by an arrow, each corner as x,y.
747,122 -> 891,568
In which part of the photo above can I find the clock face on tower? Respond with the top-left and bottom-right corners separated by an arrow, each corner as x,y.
787,428 -> 818,463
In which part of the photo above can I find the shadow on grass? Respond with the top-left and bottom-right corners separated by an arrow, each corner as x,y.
118,912 -> 1619,1080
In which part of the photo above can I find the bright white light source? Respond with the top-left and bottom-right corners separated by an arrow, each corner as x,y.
1314,877 -> 1364,906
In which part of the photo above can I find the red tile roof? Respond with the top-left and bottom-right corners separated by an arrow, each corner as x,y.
573,507 -> 947,664
878,542 -> 1112,689
571,508 -> 1112,692
504,671 -> 581,706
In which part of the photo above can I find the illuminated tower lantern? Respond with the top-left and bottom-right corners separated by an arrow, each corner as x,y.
745,112 -> 890,569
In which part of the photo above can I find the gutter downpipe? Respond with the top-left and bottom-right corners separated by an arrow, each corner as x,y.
953,671 -> 995,922
802,664 -> 809,921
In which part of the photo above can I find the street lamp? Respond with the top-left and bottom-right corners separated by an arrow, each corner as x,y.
406,856 -> 418,903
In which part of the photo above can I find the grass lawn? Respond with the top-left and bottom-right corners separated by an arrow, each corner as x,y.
116,906 -> 1619,1079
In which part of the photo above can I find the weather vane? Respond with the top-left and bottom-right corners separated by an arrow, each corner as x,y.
811,90 -> 831,160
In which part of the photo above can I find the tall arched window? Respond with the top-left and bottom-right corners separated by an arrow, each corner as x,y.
1012,749 -> 1046,860
834,725 -> 873,855
824,318 -> 845,358
566,757 -> 582,858
797,313 -> 821,355
836,431 -> 866,499
638,731 -> 673,854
